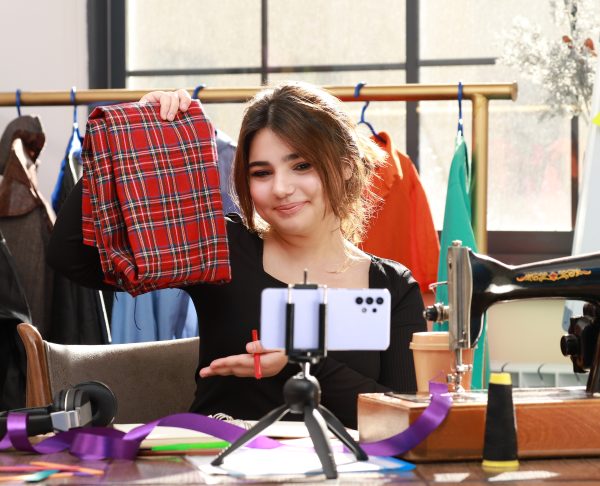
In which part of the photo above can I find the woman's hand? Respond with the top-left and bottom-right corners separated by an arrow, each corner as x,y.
139,88 -> 192,121
199,340 -> 288,378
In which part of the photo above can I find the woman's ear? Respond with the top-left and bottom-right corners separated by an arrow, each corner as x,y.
343,163 -> 353,181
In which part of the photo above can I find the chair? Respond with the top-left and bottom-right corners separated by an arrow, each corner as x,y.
16,322 -> 199,423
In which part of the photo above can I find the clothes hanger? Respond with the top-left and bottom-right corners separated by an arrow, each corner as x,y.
457,81 -> 464,138
456,81 -> 471,182
67,86 -> 83,181
354,82 -> 385,144
70,86 -> 79,129
192,84 -> 206,101
15,89 -> 22,118
193,84 -> 218,138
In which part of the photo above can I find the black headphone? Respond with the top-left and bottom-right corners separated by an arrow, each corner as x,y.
0,381 -> 117,437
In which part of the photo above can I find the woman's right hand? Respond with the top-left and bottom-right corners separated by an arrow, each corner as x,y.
198,340 -> 288,379
139,88 -> 192,121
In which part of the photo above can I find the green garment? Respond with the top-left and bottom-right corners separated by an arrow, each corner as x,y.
433,135 -> 490,389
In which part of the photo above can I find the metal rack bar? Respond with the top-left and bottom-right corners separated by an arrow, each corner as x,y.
0,82 -> 518,252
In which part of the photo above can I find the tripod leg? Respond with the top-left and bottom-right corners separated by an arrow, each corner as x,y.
319,405 -> 368,460
304,406 -> 337,479
211,404 -> 289,466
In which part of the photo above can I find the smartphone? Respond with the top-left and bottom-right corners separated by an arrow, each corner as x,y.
260,287 -> 391,351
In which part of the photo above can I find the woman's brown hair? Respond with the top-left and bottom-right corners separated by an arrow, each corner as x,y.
232,81 -> 384,243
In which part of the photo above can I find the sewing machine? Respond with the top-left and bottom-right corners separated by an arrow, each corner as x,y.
357,241 -> 600,461
425,240 -> 600,394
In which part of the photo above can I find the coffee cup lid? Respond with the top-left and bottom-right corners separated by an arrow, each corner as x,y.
409,331 -> 450,350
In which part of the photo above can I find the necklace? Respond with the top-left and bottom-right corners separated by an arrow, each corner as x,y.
325,254 -> 360,274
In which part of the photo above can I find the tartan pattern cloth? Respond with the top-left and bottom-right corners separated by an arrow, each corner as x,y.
81,100 -> 231,296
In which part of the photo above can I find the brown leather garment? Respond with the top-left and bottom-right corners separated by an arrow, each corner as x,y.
0,139 -> 55,336
0,115 -> 45,174
0,140 -> 46,218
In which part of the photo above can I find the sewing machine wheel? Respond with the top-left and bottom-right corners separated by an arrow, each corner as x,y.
560,304 -> 600,373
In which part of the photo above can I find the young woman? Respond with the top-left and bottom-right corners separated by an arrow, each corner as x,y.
48,82 -> 426,428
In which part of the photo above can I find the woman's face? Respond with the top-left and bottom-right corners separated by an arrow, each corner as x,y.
248,128 -> 333,236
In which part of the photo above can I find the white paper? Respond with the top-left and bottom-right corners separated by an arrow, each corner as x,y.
187,445 -> 412,478
489,470 -> 559,482
246,420 -> 359,440
434,472 -> 470,482
112,420 -> 357,448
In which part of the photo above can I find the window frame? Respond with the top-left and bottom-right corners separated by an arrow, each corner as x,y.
87,0 -> 576,264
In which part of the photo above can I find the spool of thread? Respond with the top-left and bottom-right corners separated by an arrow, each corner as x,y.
481,372 -> 519,471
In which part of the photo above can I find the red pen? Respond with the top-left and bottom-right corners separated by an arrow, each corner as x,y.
252,329 -> 262,379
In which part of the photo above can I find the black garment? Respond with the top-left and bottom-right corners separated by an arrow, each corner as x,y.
0,229 -> 32,410
48,180 -> 426,428
50,149 -> 109,345
0,118 -> 47,410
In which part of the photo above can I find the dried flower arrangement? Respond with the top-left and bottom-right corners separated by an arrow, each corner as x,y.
498,0 -> 599,119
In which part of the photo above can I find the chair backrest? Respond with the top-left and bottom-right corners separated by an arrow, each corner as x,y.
17,323 -> 199,423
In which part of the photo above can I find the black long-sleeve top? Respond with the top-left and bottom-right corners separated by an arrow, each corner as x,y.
47,180 -> 426,428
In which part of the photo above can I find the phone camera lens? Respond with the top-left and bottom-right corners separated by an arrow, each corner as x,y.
366,297 -> 374,305
356,297 -> 363,304
376,297 -> 384,304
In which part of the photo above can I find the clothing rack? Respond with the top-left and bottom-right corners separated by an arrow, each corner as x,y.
0,83 -> 518,253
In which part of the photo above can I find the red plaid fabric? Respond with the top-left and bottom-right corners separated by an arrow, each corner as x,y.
81,100 -> 231,296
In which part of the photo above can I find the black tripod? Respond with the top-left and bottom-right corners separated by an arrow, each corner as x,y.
211,281 -> 368,479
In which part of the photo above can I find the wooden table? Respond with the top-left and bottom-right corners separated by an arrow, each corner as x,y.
1,451 -> 600,484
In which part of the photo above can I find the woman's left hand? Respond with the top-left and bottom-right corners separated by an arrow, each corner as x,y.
139,88 -> 192,121
199,340 -> 288,378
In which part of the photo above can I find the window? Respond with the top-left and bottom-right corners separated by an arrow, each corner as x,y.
90,0 -> 587,262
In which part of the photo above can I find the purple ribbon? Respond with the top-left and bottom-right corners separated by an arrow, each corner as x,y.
0,382 -> 451,460
0,412 -> 280,460
360,381 -> 452,456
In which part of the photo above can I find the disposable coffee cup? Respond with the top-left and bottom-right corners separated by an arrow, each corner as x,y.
409,331 -> 473,393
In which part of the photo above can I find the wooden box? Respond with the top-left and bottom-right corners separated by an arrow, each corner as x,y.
357,387 -> 600,462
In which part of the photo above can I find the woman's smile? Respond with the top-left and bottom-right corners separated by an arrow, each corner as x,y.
274,201 -> 307,215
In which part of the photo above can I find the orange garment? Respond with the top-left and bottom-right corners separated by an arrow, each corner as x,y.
361,132 -> 440,295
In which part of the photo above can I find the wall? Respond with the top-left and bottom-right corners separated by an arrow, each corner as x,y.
488,300 -> 568,366
0,0 -> 88,200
